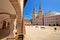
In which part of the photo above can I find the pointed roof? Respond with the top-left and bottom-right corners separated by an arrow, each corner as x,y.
32,6 -> 37,17
33,6 -> 36,15
39,4 -> 42,12
38,4 -> 43,15
33,6 -> 36,12
39,4 -> 42,10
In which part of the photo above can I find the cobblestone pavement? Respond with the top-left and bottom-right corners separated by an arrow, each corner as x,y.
24,26 -> 60,40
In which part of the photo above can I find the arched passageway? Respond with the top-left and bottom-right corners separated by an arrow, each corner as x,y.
0,13 -> 16,39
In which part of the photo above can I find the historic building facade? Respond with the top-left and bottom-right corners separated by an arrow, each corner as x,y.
44,12 -> 60,26
32,5 -> 60,26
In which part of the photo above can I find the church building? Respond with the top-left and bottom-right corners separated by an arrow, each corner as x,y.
32,5 -> 44,26
32,4 -> 60,26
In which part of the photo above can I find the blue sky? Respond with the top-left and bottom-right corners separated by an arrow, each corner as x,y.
24,0 -> 60,20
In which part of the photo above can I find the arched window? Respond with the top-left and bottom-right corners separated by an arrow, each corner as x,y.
2,21 -> 6,29
53,24 -> 55,26
36,23 -> 38,25
56,24 -> 58,26
49,24 -> 51,26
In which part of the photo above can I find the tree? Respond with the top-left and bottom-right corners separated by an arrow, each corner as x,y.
29,19 -> 32,23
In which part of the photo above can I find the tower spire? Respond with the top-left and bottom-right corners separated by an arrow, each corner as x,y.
33,6 -> 36,12
39,4 -> 42,10
38,3 -> 43,15
32,6 -> 36,18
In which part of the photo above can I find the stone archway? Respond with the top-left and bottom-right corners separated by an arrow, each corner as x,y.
9,0 -> 23,35
0,13 -> 11,39
8,0 -> 27,40
0,13 -> 16,39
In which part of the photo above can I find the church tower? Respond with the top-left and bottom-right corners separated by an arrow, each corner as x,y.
33,6 -> 36,18
38,4 -> 44,25
32,6 -> 36,25
38,4 -> 43,15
